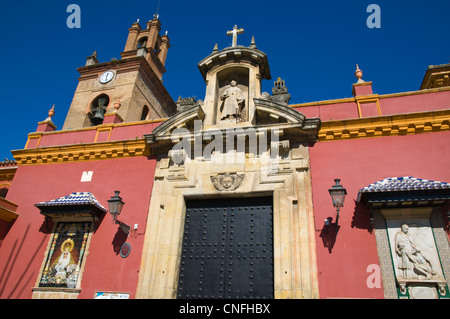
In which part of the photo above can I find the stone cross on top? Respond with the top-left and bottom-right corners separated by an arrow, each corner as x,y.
227,25 -> 244,47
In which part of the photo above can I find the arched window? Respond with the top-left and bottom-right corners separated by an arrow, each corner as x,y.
89,94 -> 110,126
141,105 -> 150,121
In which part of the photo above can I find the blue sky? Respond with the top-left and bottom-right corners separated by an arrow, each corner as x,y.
1,0 -> 449,160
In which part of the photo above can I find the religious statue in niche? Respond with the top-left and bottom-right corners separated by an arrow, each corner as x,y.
220,80 -> 245,121
394,224 -> 437,280
39,222 -> 91,288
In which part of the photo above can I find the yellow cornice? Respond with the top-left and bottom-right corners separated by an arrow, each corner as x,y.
13,110 -> 450,165
37,120 -> 57,130
0,167 -> 17,181
0,197 -> 19,222
12,139 -> 149,166
0,207 -> 19,223
318,109 -> 450,141
353,81 -> 373,87
104,112 -> 124,122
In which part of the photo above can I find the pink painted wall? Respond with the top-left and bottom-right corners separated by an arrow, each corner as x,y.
0,156 -> 157,299
294,101 -> 359,121
27,121 -> 163,149
309,131 -> 450,299
293,88 -> 450,121
380,91 -> 450,116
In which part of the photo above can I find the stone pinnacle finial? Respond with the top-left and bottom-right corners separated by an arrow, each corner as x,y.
45,105 -> 55,121
355,64 -> 365,83
250,36 -> 257,49
212,43 -> 219,53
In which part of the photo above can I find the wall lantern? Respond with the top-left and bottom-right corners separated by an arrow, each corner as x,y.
108,191 -> 125,221
107,190 -> 130,235
328,179 -> 347,226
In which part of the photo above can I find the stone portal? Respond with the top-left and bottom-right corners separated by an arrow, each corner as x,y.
136,26 -> 321,299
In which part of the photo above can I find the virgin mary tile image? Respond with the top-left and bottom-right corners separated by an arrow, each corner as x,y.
39,222 -> 90,288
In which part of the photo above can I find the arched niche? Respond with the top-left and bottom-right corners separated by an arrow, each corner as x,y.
216,67 -> 249,124
86,93 -> 110,126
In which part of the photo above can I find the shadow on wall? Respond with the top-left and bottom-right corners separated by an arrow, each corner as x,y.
0,223 -> 48,298
112,226 -> 128,255
319,217 -> 340,254
351,200 -> 373,233
319,200 -> 373,253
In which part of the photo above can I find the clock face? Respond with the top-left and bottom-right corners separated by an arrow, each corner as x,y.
99,71 -> 114,84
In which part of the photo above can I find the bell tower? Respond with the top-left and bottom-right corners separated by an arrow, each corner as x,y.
62,15 -> 176,130
121,14 -> 170,80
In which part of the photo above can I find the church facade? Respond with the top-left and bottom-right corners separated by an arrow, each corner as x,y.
0,16 -> 449,299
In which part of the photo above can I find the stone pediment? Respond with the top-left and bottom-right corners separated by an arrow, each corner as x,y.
144,98 -> 320,154
254,98 -> 305,124
144,104 -> 205,152
198,46 -> 271,82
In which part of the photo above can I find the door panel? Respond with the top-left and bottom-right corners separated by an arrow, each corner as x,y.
178,197 -> 273,299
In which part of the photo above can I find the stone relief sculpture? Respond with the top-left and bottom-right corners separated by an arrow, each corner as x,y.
210,172 -> 244,191
411,248 -> 437,279
394,224 -> 437,280
220,80 -> 245,120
